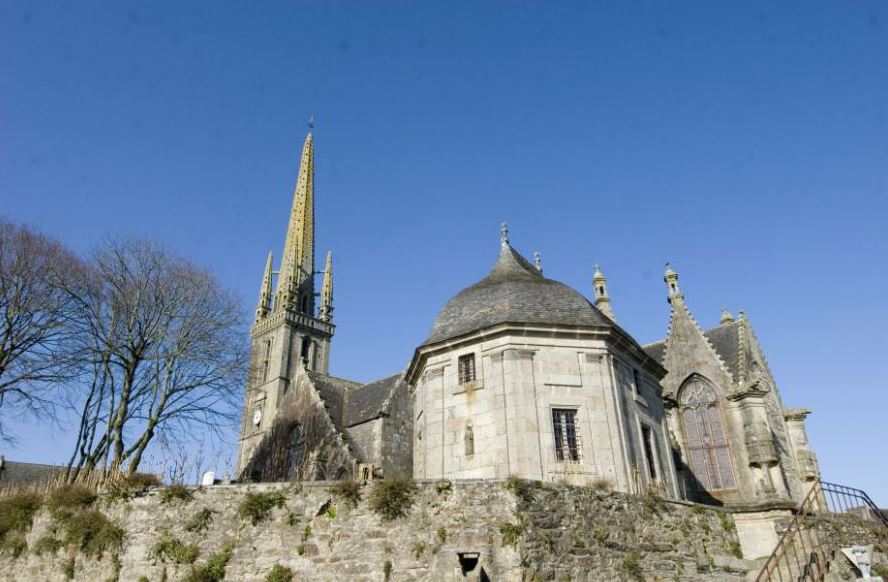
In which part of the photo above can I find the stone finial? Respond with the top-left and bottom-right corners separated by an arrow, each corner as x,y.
720,307 -> 735,324
500,222 -> 509,246
664,262 -> 683,304
533,252 -> 542,273
308,114 -> 315,130
592,263 -> 616,321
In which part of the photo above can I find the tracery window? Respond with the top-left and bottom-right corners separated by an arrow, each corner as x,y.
286,424 -> 304,478
679,380 -> 736,491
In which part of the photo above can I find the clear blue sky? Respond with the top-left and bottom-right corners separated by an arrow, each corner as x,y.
2,2 -> 886,501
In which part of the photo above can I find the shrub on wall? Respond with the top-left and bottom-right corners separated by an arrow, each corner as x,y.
368,477 -> 417,521
266,564 -> 294,582
238,491 -> 287,525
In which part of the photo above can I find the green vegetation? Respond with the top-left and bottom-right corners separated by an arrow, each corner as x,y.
621,550 -> 643,580
159,484 -> 194,504
368,477 -> 417,521
729,540 -> 743,559
331,480 -> 362,508
499,522 -> 523,547
237,491 -> 287,525
590,478 -> 613,492
107,473 -> 162,502
873,564 -> 888,579
0,493 -> 42,554
150,534 -> 200,564
138,577 -> 150,582
1,535 -> 26,557
182,543 -> 233,582
383,560 -> 393,581
185,508 -> 215,533
32,535 -> 64,555
323,503 -> 337,519
265,564 -> 294,582
62,556 -> 76,579
412,542 -> 424,558
56,508 -> 125,558
302,525 -> 312,541
48,484 -> 97,512
436,527 -> 447,544
297,544 -> 305,556
435,480 -> 452,495
505,477 -> 540,503
719,512 -> 737,534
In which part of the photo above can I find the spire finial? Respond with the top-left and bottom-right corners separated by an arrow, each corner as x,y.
592,262 -> 616,321
500,222 -> 509,246
308,114 -> 315,131
533,251 -> 542,272
720,307 -> 735,324
664,262 -> 683,304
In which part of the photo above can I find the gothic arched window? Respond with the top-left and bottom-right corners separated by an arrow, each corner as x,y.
679,379 -> 736,491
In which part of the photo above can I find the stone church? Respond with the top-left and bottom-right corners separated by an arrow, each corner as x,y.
235,129 -> 821,527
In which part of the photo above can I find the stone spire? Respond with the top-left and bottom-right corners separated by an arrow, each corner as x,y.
664,263 -> 683,304
319,251 -> 333,322
275,128 -> 315,314
254,251 -> 274,322
533,251 -> 543,273
500,222 -> 509,247
592,263 -> 616,321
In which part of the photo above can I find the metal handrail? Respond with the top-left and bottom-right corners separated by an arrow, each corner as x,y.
755,480 -> 887,582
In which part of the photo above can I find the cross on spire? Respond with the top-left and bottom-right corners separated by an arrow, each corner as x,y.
500,222 -> 509,246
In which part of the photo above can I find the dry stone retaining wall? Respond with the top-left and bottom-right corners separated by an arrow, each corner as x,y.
0,480 -> 763,581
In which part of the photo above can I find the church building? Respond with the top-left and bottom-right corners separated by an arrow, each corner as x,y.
235,129 -> 821,532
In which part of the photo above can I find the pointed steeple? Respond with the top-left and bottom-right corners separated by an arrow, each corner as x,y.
664,263 -> 683,304
319,251 -> 334,322
593,263 -> 616,321
255,251 -> 274,322
275,129 -> 315,314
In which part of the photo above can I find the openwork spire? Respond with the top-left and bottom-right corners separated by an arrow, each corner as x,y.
254,251 -> 274,322
592,263 -> 616,321
275,130 -> 315,313
319,251 -> 334,322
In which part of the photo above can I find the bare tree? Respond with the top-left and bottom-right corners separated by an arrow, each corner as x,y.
65,238 -> 247,480
0,218 -> 81,440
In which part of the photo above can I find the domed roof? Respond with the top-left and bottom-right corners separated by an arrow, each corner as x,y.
423,243 -> 614,346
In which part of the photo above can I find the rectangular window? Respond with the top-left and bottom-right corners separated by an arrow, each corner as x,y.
632,369 -> 641,395
641,425 -> 658,481
552,408 -> 581,462
458,354 -> 476,385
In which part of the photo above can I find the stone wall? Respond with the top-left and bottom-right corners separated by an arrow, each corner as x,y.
0,480 -> 767,581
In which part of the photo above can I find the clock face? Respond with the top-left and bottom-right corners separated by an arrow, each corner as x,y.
252,408 -> 262,426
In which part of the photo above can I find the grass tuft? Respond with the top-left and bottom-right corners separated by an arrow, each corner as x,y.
150,534 -> 200,564
265,564 -> 294,582
182,542 -> 233,582
159,484 -> 194,504
185,508 -> 215,533
368,477 -> 417,521
331,480 -> 361,508
238,491 -> 287,525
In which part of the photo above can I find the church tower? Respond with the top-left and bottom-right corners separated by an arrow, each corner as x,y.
236,126 -> 335,476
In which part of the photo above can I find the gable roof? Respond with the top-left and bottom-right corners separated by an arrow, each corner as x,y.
0,460 -> 66,487
644,319 -> 743,382
307,371 -> 405,429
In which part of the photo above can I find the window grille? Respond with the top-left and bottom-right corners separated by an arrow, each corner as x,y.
458,354 -> 476,385
641,425 -> 658,480
552,408 -> 581,462
680,380 -> 736,490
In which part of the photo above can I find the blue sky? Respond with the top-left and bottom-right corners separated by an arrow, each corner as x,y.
1,2 -> 886,501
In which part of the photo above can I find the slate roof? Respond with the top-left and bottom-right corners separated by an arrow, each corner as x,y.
0,460 -> 67,487
307,371 -> 404,429
307,372 -> 360,430
423,243 -> 614,346
643,320 -> 743,381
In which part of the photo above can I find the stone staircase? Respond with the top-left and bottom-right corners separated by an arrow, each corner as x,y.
754,481 -> 887,582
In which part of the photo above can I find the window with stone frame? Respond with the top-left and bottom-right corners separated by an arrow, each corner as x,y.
679,379 -> 736,491
641,424 -> 658,481
458,353 -> 476,385
552,408 -> 581,462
